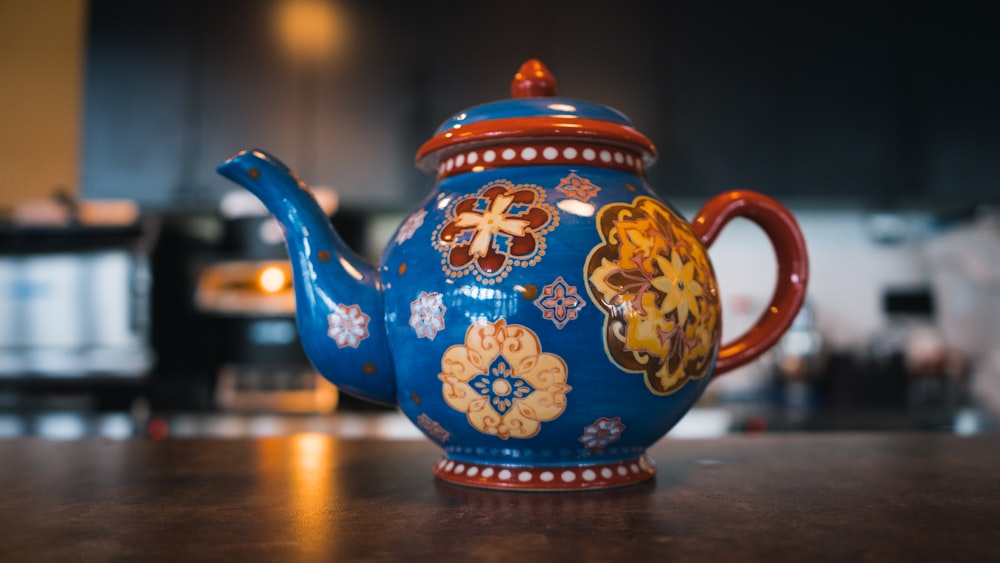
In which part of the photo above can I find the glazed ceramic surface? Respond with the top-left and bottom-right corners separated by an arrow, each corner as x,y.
218,60 -> 809,491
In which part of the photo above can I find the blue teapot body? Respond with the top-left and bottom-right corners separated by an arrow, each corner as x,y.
218,61 -> 808,490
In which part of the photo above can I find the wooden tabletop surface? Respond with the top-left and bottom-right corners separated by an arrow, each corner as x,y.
1,432 -> 997,562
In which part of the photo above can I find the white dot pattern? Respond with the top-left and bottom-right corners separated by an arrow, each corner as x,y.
435,142 -> 645,180
432,455 -> 656,490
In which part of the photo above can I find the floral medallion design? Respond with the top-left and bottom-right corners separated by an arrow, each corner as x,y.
433,180 -> 558,285
418,413 -> 451,443
554,172 -> 601,202
585,196 -> 721,395
534,276 -> 586,329
327,303 -> 370,348
579,417 -> 626,451
395,208 -> 427,244
439,319 -> 571,439
409,291 -> 446,340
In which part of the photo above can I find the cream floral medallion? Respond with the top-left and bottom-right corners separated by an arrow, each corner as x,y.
585,196 -> 721,395
439,319 -> 571,439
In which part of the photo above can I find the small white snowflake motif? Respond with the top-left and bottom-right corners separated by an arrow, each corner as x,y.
395,209 -> 427,244
579,417 -> 626,451
409,291 -> 446,340
327,304 -> 370,348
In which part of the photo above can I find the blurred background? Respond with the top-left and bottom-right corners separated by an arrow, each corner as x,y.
1,0 -> 998,439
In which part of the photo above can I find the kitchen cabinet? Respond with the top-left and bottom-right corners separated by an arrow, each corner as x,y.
81,0 -> 1000,212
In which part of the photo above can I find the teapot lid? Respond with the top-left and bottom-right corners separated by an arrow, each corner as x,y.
415,60 -> 657,175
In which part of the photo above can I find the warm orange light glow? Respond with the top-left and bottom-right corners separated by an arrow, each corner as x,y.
259,265 -> 287,293
289,433 -> 336,551
274,0 -> 348,62
292,432 -> 330,471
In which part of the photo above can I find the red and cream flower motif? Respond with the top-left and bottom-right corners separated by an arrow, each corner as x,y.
585,196 -> 721,395
438,319 -> 571,439
555,173 -> 601,202
434,180 -> 557,284
326,304 -> 370,348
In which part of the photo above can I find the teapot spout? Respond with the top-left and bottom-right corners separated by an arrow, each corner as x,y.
217,149 -> 396,406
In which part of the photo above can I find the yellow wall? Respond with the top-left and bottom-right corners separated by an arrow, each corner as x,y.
0,0 -> 88,211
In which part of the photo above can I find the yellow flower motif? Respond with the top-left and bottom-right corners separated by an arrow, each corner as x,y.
690,325 -> 714,361
439,319 -> 571,439
653,357 -> 688,393
588,258 -> 624,305
585,196 -> 721,395
614,216 -> 669,276
652,251 -> 703,325
623,292 -> 676,358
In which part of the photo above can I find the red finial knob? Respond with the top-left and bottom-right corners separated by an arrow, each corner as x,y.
511,59 -> 557,98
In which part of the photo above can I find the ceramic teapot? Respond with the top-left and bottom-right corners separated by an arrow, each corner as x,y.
218,60 -> 808,491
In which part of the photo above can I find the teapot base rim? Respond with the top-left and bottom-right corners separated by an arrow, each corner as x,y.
431,453 -> 655,492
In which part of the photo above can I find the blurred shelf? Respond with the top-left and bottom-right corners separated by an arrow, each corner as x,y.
0,404 -> 995,441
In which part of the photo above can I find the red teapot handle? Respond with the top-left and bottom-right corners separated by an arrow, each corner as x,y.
690,191 -> 809,376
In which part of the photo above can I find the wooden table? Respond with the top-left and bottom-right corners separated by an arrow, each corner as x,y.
1,432 -> 997,562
